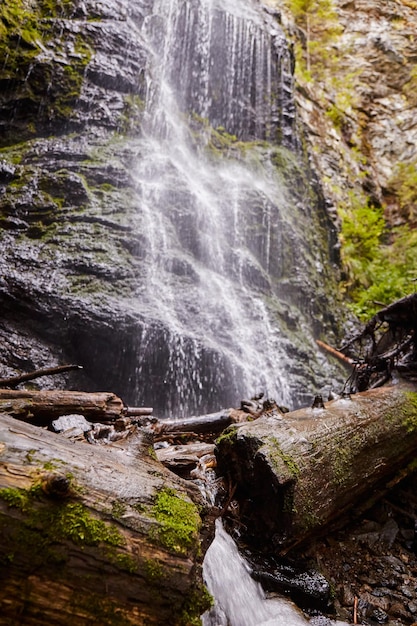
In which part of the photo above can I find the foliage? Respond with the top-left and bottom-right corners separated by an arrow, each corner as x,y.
339,192 -> 417,318
284,0 -> 342,80
388,160 -> 417,223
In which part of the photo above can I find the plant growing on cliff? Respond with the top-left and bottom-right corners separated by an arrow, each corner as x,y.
0,0 -> 92,142
388,160 -> 417,224
284,0 -> 342,80
339,193 -> 417,318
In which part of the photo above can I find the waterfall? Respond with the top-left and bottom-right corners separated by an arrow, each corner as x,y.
127,0 -> 340,417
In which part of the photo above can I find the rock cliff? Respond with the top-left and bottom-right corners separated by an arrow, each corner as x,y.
1,0 -> 415,416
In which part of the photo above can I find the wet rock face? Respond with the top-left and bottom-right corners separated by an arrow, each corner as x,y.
0,0 -> 347,416
282,0 -> 417,224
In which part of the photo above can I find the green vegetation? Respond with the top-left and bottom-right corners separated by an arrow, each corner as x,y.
267,437 -> 300,478
150,487 -> 201,556
402,392 -> 417,434
179,586 -> 214,626
282,0 -> 417,319
0,0 -> 92,141
284,0 -> 342,81
389,159 -> 417,223
339,191 -> 417,319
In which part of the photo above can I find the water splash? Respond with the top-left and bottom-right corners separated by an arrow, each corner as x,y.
202,520 -> 312,625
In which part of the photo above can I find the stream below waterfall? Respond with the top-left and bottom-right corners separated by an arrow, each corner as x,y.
202,520 -> 352,626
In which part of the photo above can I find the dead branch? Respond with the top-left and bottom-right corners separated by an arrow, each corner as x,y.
0,364 -> 83,388
316,340 -> 354,367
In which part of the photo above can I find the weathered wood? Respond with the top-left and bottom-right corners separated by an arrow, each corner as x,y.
0,413 -> 211,625
0,364 -> 83,388
316,339 -> 354,367
123,406 -> 154,416
0,389 -> 125,424
156,442 -> 215,476
154,409 -> 233,437
216,382 -> 417,554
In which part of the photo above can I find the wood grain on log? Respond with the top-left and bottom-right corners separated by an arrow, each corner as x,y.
0,413 -> 211,625
0,389 -> 125,424
216,382 -> 417,554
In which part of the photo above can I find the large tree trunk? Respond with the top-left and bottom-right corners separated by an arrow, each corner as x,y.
216,382 -> 417,554
0,413 -> 211,625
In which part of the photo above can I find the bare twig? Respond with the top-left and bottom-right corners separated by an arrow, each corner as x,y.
316,339 -> 354,366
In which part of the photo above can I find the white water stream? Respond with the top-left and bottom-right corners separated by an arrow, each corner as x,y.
202,520 -> 351,626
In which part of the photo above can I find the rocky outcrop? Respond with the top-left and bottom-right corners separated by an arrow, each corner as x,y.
0,0 -> 349,418
276,0 -> 417,225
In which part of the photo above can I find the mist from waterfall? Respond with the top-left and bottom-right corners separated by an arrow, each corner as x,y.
128,0 -> 340,417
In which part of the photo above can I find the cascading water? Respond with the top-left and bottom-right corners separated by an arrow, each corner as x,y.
128,0 -> 342,417
202,520 -> 351,626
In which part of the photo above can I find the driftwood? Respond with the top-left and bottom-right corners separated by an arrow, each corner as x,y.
341,293 -> 417,392
0,412 -> 210,625
155,442 -> 216,476
0,389 -> 152,425
216,381 -> 417,554
154,409 -> 234,438
153,404 -> 281,440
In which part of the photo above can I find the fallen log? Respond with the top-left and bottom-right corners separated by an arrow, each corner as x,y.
215,381 -> 417,554
0,389 -> 152,425
154,409 -> 233,437
0,412 -> 211,625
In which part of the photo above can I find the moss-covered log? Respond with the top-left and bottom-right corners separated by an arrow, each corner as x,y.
216,382 -> 417,554
0,413 -> 212,625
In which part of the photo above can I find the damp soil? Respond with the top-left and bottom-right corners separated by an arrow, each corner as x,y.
303,472 -> 417,626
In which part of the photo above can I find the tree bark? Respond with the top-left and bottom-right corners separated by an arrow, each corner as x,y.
216,382 -> 417,554
0,413 -> 211,625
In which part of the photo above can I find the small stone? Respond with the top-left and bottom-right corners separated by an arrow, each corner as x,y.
371,607 -> 388,624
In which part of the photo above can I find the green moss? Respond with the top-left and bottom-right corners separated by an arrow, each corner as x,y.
0,483 -> 141,575
215,426 -> 238,447
267,437 -> 300,478
179,586 -> 214,626
111,500 -> 127,519
0,487 -> 32,512
72,595 -> 133,626
402,392 -> 417,433
147,446 -> 157,461
150,487 -> 201,556
0,0 -> 93,142
144,558 -> 166,584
